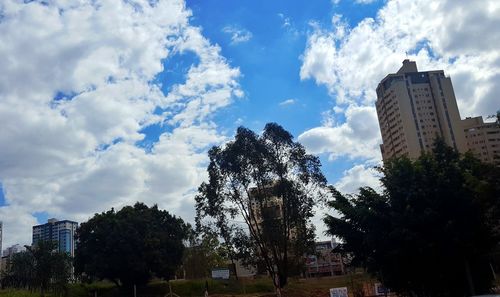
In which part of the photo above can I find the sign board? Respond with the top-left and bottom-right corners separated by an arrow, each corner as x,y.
211,268 -> 230,279
330,287 -> 348,297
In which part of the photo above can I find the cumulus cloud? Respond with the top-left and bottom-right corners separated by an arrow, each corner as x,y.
299,105 -> 381,161
301,0 -> 500,116
299,0 -> 500,180
222,26 -> 253,45
0,0 -> 241,247
334,164 -> 381,194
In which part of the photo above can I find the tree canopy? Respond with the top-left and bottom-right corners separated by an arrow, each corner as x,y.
195,123 -> 327,295
179,229 -> 227,279
1,241 -> 72,297
74,202 -> 188,288
325,139 -> 500,297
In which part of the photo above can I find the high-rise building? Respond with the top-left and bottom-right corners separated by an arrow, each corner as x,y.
462,116 -> 500,165
32,218 -> 78,257
376,60 -> 467,161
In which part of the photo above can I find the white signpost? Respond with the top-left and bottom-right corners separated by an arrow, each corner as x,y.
211,268 -> 230,279
330,287 -> 348,297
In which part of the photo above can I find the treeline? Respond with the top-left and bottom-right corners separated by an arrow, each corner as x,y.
1,122 -> 499,297
1,241 -> 72,296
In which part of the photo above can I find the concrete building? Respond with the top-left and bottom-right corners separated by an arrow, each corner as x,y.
376,60 -> 467,161
0,256 -> 7,275
0,244 -> 25,274
32,218 -> 78,257
462,116 -> 500,165
304,240 -> 345,277
3,244 -> 25,257
248,184 -> 284,234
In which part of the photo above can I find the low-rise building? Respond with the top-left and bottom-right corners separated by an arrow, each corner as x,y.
2,244 -> 25,258
463,116 -> 500,165
305,240 -> 345,277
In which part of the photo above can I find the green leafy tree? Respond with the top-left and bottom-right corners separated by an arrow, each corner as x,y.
3,251 -> 34,289
195,123 -> 327,296
180,230 -> 227,279
325,139 -> 500,297
75,202 -> 188,289
4,241 -> 72,296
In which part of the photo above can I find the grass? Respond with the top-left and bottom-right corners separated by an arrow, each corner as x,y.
0,290 -> 44,297
0,274 -> 376,297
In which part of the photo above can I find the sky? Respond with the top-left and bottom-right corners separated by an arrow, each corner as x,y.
0,0 -> 499,248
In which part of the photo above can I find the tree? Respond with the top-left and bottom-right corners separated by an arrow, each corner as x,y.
3,241 -> 72,296
325,139 -> 500,297
75,202 -> 188,289
180,230 -> 227,279
195,123 -> 327,296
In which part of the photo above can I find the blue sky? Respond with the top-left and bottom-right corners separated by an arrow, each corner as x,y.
0,0 -> 498,247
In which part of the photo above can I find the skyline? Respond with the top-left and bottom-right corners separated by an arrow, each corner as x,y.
0,0 -> 499,248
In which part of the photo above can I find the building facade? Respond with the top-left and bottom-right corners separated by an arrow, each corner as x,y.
462,116 -> 500,165
0,244 -> 25,275
32,218 -> 78,257
2,244 -> 25,258
376,60 -> 467,161
304,240 -> 345,277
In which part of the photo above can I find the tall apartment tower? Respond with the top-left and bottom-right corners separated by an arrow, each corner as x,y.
32,218 -> 78,257
376,60 -> 467,160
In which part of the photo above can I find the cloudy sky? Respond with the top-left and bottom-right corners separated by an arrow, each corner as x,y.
0,0 -> 498,248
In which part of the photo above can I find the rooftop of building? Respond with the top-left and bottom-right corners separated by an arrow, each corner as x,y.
376,60 -> 448,96
32,218 -> 78,228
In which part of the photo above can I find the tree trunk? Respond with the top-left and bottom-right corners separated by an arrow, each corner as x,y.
231,258 -> 238,280
464,259 -> 475,296
273,273 -> 282,297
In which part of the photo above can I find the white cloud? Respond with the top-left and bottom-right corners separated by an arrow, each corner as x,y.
0,0 -> 241,248
355,0 -> 377,4
299,0 -> 500,186
222,26 -> 253,45
277,13 -> 300,37
334,164 -> 381,194
279,98 -> 296,106
301,0 -> 500,116
299,105 -> 381,161
277,13 -> 291,28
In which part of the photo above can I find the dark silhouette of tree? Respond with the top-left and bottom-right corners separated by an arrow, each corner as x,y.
195,123 -> 327,296
3,241 -> 72,296
325,139 -> 500,297
74,202 -> 187,289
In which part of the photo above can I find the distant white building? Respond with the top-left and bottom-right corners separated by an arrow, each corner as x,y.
3,244 -> 25,257
32,218 -> 78,257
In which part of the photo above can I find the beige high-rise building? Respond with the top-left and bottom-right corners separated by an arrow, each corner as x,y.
376,60 -> 467,161
462,116 -> 500,165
